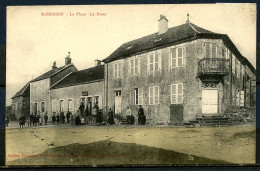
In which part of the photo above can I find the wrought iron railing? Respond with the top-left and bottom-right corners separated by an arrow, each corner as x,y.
198,58 -> 229,76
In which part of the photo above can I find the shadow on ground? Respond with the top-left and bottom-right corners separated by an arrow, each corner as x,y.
7,139 -> 232,166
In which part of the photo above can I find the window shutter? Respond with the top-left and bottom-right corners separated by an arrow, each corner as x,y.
171,84 -> 177,104
212,44 -> 217,58
236,91 -> 240,106
150,54 -> 154,72
138,56 -> 141,75
171,48 -> 176,68
178,47 -> 183,67
205,43 -> 210,58
135,58 -> 138,74
154,86 -> 159,104
177,83 -> 183,103
149,87 -> 153,105
240,91 -> 244,107
139,87 -> 143,105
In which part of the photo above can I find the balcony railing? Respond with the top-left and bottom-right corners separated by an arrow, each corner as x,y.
198,58 -> 229,77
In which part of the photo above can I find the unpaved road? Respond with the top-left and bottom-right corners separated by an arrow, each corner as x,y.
6,125 -> 255,165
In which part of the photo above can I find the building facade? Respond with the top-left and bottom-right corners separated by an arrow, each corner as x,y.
103,15 -> 256,124
50,64 -> 104,116
11,82 -> 30,120
29,53 -> 78,119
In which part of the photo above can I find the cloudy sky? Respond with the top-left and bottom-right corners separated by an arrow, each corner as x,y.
6,4 -> 256,106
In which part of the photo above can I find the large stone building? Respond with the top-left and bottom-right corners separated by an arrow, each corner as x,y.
50,62 -> 104,116
11,82 -> 30,120
102,15 -> 256,124
29,53 -> 78,119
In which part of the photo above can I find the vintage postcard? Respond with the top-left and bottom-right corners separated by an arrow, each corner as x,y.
5,4 -> 256,166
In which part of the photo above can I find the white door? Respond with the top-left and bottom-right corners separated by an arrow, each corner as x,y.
202,89 -> 218,114
115,96 -> 122,114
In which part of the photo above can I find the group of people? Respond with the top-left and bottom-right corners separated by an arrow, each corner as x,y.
107,105 -> 146,125
18,112 -> 48,128
16,104 -> 146,128
50,103 -> 103,126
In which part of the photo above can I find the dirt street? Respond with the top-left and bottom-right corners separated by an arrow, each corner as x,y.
6,125 -> 255,165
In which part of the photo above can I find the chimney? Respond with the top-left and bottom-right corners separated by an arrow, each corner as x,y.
65,52 -> 72,65
95,59 -> 101,66
52,61 -> 57,70
158,14 -> 168,35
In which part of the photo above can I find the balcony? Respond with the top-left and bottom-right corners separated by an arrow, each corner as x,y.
198,58 -> 229,78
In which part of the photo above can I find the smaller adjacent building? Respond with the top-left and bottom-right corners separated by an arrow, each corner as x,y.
11,82 -> 30,120
29,53 -> 78,119
50,63 -> 104,116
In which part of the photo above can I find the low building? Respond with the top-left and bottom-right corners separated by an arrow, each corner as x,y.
102,15 -> 256,124
50,62 -> 104,116
11,82 -> 30,120
29,53 -> 78,119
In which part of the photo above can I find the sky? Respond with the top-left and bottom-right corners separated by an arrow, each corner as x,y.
6,4 -> 256,106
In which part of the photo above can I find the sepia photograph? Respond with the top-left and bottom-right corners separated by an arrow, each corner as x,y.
5,4 -> 256,166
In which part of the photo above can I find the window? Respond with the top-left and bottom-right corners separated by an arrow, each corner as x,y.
148,51 -> 160,72
149,86 -> 159,105
134,87 -> 143,105
115,90 -> 121,96
130,57 -> 140,75
232,54 -> 236,74
241,65 -> 245,76
41,101 -> 45,112
114,62 -> 122,78
205,43 -> 218,58
170,47 -> 184,68
237,60 -> 241,78
171,83 -> 183,104
60,100 -> 64,112
68,99 -> 74,111
94,96 -> 102,109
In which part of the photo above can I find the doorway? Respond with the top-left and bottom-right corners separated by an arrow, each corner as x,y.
202,89 -> 218,114
114,90 -> 122,114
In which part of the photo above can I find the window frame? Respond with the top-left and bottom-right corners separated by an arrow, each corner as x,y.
67,98 -> 74,112
171,83 -> 184,104
149,86 -> 160,105
40,101 -> 46,113
134,87 -> 143,105
147,50 -> 161,72
129,56 -> 140,76
113,61 -> 122,78
205,42 -> 218,58
170,46 -> 184,68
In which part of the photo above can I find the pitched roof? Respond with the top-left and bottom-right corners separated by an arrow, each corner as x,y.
102,22 -> 255,75
51,65 -> 104,89
11,82 -> 30,99
31,64 -> 74,82
103,22 -> 214,62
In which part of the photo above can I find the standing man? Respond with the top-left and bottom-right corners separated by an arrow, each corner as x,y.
126,107 -> 132,125
79,102 -> 85,117
29,113 -> 34,127
107,108 -> 115,125
44,112 -> 48,125
138,105 -> 146,125
66,110 -> 71,123
92,105 -> 97,124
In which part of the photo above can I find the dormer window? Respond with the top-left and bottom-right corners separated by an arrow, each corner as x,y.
154,38 -> 162,42
126,46 -> 133,50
